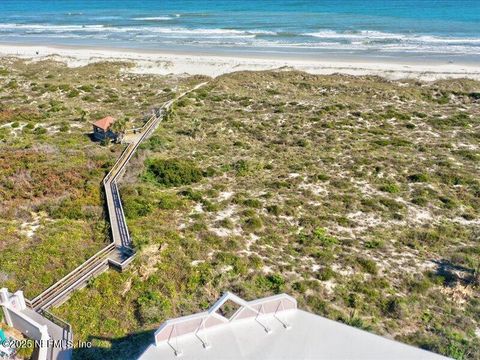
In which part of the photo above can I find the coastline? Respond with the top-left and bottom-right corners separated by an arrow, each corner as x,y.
1,43 -> 480,81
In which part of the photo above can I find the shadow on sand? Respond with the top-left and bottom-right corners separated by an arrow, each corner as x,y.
432,259 -> 476,286
72,329 -> 155,360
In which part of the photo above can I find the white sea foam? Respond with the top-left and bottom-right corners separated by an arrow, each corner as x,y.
247,29 -> 277,35
0,23 -> 105,31
305,30 -> 403,40
0,22 -> 478,55
414,35 -> 480,44
94,16 -> 122,20
132,16 -> 174,21
305,29 -> 480,45
0,23 -> 264,38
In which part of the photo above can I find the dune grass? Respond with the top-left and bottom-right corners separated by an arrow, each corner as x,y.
1,59 -> 478,359
50,70 -> 480,359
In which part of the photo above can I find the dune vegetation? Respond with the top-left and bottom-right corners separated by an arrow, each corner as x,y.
0,59 -> 203,298
1,60 -> 479,360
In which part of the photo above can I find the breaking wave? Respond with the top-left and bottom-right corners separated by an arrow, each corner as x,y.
0,22 -> 478,55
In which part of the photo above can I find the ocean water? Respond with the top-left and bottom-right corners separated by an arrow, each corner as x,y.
0,0 -> 479,61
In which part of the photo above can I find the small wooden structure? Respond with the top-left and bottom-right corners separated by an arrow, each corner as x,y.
92,116 -> 118,141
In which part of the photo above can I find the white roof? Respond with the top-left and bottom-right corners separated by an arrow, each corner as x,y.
138,293 -> 446,360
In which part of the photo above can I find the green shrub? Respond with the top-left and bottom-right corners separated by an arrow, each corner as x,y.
49,100 -> 65,112
58,84 -> 71,92
382,297 -> 405,319
82,95 -> 96,102
364,239 -> 384,249
141,135 -> 163,151
317,266 -> 335,281
379,197 -> 404,211
411,196 -> 428,206
179,188 -> 203,202
157,193 -> 184,210
79,84 -> 94,92
313,173 -> 330,181
43,83 -> 58,92
67,89 -> 80,98
219,218 -> 234,229
123,197 -> 154,219
341,316 -> 372,331
255,274 -> 285,293
356,257 -> 378,274
243,198 -> 262,208
379,182 -> 400,193
439,196 -> 457,209
299,227 -> 338,247
243,215 -> 263,232
145,158 -> 203,187
137,291 -> 172,324
6,80 -> 17,89
59,123 -> 70,132
266,204 -> 281,216
431,112 -> 471,128
407,173 -> 430,183
34,127 -> 47,135
201,199 -> 219,212
296,138 -> 309,147
233,159 -> 251,176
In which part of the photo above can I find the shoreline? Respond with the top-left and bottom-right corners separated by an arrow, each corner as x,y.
1,43 -> 480,81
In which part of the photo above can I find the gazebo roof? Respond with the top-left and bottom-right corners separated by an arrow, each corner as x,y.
93,116 -> 116,131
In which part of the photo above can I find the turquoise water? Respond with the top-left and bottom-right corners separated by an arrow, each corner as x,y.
0,0 -> 479,61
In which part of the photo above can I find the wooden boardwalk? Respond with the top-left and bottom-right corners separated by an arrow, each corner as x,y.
23,82 -> 207,359
29,107 -> 165,311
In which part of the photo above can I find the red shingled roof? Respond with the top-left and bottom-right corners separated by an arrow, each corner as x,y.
93,116 -> 116,131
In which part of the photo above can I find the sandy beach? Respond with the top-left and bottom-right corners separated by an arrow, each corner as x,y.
1,43 -> 479,81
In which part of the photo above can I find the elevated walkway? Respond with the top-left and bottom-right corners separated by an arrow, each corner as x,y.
6,82 -> 208,360
29,105 -> 171,312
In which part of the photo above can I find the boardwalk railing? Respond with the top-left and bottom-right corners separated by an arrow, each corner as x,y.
21,83 -> 207,360
38,309 -> 73,341
30,243 -> 116,310
29,109 -> 168,311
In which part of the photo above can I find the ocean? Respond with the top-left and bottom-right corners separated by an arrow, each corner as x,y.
1,0 -> 479,62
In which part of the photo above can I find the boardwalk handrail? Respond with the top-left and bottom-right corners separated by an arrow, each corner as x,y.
103,111 -> 159,184
110,181 -> 130,246
27,82 -> 207,313
103,143 -> 135,184
109,114 -> 157,181
35,260 -> 109,310
108,253 -> 136,271
102,83 -> 207,250
104,83 -> 206,186
16,83 -> 208,360
31,243 -> 115,305
102,113 -> 162,250
39,309 -> 72,335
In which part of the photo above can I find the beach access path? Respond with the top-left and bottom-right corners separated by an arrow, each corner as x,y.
23,81 -> 208,360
